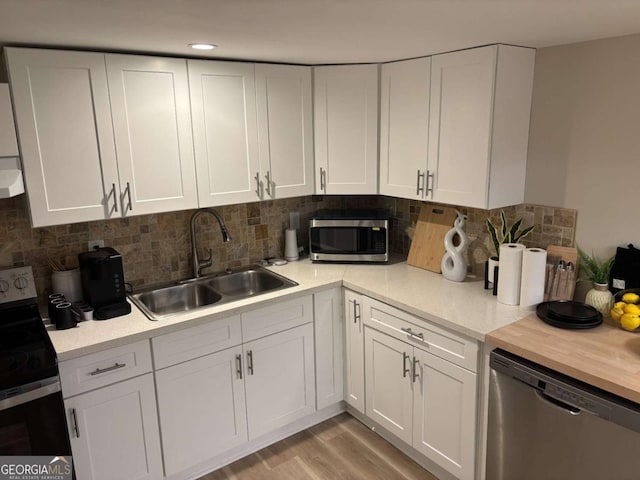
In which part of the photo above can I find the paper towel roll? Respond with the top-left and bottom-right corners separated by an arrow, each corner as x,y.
284,228 -> 299,261
497,243 -> 526,305
519,248 -> 548,306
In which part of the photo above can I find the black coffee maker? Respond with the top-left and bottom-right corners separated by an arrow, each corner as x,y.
78,247 -> 131,320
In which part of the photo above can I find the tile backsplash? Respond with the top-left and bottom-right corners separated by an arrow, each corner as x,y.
0,194 -> 576,299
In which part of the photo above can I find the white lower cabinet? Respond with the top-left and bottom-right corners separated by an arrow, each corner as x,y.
64,373 -> 163,480
244,323 -> 316,438
344,289 -> 365,413
155,345 -> 248,477
360,295 -> 478,480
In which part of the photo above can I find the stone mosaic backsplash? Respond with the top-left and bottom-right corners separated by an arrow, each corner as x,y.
0,193 -> 576,299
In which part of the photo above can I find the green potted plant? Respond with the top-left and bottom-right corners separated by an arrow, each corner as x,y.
577,246 -> 615,315
485,210 -> 535,283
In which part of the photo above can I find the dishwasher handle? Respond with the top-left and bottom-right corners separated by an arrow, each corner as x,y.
535,389 -> 582,415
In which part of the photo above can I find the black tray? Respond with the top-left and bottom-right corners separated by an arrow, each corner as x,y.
536,301 -> 603,329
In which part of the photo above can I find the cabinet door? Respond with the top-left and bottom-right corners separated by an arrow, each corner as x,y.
314,287 -> 344,409
314,65 -> 378,195
255,64 -> 314,199
364,326 -> 414,444
188,60 -> 261,206
344,290 -> 365,413
65,373 -> 162,480
106,54 -> 198,215
5,47 -> 119,226
244,323 -> 316,439
413,349 -> 477,480
379,57 -> 431,200
427,46 -> 496,208
155,345 -> 248,477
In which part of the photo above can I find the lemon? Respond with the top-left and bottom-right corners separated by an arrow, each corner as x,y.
622,292 -> 640,304
624,304 -> 640,316
620,313 -> 640,331
614,301 -> 627,310
610,307 -> 625,322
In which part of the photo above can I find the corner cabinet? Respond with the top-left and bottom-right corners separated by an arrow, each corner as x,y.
379,45 -> 534,209
344,289 -> 365,413
5,47 -> 198,227
313,64 -> 379,194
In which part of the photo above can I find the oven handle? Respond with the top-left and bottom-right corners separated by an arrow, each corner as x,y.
0,378 -> 61,412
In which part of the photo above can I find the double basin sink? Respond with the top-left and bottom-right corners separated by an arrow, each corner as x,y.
129,265 -> 298,321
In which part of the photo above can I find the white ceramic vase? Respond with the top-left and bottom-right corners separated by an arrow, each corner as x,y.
585,282 -> 613,316
441,212 -> 469,282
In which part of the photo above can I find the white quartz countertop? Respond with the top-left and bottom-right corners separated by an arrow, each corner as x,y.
47,259 -> 531,361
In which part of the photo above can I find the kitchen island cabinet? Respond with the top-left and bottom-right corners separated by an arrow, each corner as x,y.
6,47 -> 198,226
314,64 -> 379,194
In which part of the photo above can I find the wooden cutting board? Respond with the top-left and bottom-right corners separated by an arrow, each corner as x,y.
407,205 -> 457,273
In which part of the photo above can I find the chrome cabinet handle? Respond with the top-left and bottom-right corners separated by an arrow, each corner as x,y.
401,327 -> 424,341
70,408 -> 80,438
412,356 -> 420,383
126,182 -> 133,212
111,183 -> 118,213
320,167 -> 326,192
264,171 -> 273,197
426,170 -> 434,197
254,172 -> 263,199
235,354 -> 243,379
89,362 -> 126,376
354,301 -> 361,324
247,350 -> 254,375
402,352 -> 410,378
416,170 -> 426,196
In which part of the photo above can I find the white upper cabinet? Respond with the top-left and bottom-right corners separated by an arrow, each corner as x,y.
188,60 -> 261,206
6,47 -> 199,226
314,64 -> 379,195
379,57 -> 431,200
255,64 -> 314,199
428,45 -> 535,209
105,54 -> 198,215
6,47 -> 120,226
0,84 -> 19,156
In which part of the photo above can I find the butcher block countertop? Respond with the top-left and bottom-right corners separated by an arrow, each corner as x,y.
487,315 -> 640,405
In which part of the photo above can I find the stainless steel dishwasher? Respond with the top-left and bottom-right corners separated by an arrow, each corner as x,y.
486,349 -> 640,480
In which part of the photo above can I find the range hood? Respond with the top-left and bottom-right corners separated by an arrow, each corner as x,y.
0,84 -> 24,198
0,158 -> 24,198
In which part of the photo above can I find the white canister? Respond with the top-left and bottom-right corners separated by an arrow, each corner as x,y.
51,268 -> 83,302
284,228 -> 299,261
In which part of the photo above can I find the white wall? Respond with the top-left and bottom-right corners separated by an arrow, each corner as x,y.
525,33 -> 640,258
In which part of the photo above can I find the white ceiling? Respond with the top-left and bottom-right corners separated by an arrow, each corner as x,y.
1,0 -> 640,64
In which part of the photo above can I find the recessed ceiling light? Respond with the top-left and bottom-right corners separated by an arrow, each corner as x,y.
189,43 -> 217,50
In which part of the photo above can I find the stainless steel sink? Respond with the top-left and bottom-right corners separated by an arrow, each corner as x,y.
129,265 -> 297,320
202,267 -> 291,297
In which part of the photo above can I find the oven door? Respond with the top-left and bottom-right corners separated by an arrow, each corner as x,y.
0,378 -> 71,455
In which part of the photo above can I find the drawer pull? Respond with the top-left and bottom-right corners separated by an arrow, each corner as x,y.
89,362 -> 126,376
402,352 -> 410,378
70,408 -> 80,438
401,327 -> 424,341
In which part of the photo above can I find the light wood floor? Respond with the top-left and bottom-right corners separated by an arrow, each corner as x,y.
199,413 -> 438,480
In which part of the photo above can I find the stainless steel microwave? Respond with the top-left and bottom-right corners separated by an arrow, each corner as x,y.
309,210 -> 389,263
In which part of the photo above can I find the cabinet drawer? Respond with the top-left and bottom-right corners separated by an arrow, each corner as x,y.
59,340 -> 152,397
242,295 -> 313,342
152,315 -> 242,370
362,297 -> 478,372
